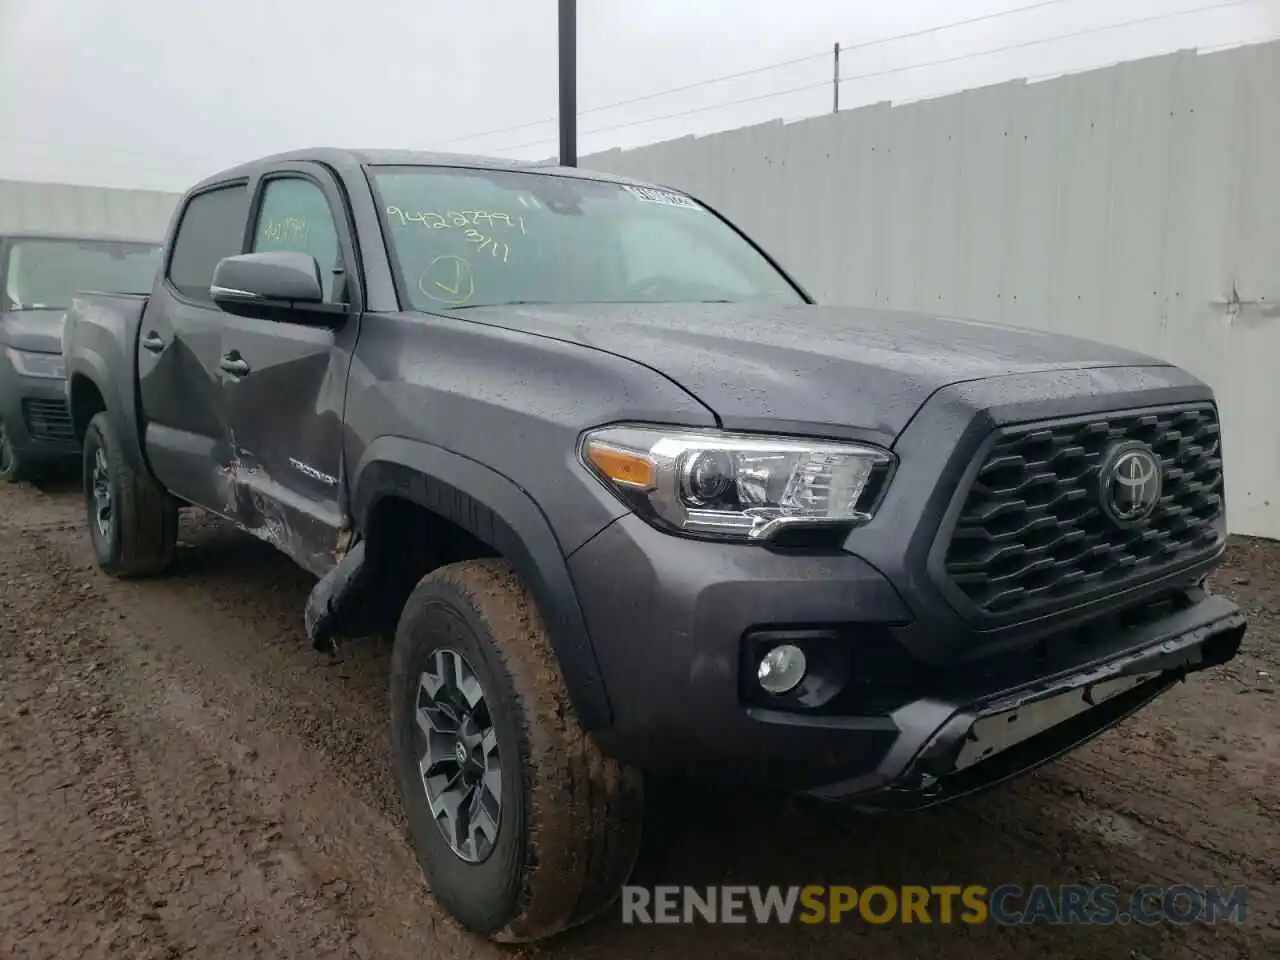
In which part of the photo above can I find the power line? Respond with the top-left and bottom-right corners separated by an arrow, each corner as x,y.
490,81 -> 828,152
492,0 -> 1248,154
429,50 -> 829,149
1022,29 -> 1276,83
837,0 -> 1250,88
430,0 -> 1081,149
838,0 -> 1077,55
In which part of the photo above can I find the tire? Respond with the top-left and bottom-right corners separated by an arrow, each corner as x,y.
0,418 -> 31,484
390,558 -> 644,942
83,412 -> 178,578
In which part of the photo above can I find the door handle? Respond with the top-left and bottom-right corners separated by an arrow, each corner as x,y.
142,331 -> 166,353
220,354 -> 251,377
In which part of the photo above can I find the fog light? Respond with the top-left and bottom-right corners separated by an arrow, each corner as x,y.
757,644 -> 807,694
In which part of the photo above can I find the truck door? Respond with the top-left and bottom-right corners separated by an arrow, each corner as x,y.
138,181 -> 248,511
217,166 -> 359,577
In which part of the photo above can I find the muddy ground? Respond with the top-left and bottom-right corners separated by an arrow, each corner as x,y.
0,476 -> 1275,960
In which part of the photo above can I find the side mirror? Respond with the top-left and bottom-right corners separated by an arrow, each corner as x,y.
212,251 -> 322,303
210,251 -> 344,323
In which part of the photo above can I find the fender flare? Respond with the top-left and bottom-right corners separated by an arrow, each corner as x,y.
351,436 -> 613,730
67,350 -> 148,476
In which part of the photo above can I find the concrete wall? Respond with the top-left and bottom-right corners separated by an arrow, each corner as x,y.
584,41 -> 1280,540
0,178 -> 181,241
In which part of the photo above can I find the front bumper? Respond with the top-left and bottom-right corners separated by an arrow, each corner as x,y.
570,515 -> 1245,804
812,594 -> 1245,807
0,369 -> 77,460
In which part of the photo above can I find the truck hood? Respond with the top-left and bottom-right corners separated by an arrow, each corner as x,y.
448,302 -> 1164,444
0,308 -> 66,354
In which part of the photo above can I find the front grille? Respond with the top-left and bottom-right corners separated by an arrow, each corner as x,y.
22,398 -> 74,443
942,404 -> 1224,620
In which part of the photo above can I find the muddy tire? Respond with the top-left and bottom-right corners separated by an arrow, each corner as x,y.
390,558 -> 644,942
83,412 -> 178,578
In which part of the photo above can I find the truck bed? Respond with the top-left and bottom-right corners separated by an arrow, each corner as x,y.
62,291 -> 150,474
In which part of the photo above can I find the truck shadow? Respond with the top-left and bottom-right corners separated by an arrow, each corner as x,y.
550,774 -> 1206,959
26,467 -> 81,496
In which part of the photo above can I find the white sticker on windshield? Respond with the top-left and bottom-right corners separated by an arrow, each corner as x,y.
622,184 -> 702,209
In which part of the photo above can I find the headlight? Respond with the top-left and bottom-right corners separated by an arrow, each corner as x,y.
580,425 -> 894,542
6,348 -> 65,380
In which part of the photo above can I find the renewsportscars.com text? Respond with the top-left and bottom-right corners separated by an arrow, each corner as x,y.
621,884 -> 1249,926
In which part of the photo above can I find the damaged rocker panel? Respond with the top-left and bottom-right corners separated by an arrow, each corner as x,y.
217,452 -> 348,583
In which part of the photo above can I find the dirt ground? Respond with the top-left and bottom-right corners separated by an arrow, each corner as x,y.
0,476 -> 1275,960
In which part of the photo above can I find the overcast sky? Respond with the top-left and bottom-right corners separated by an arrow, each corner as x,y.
0,0 -> 1276,192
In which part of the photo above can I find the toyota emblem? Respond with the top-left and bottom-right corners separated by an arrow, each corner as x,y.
1099,442 -> 1162,525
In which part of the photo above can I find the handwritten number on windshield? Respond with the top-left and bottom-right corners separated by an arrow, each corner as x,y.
463,229 -> 509,263
386,206 -> 527,234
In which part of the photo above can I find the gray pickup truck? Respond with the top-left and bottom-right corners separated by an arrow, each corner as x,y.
0,230 -> 160,481
62,148 -> 1246,942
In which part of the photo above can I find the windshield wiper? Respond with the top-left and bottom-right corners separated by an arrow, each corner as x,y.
446,297 -> 740,310
450,300 -> 559,309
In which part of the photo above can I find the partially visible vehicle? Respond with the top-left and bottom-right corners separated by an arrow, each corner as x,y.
0,231 -> 161,482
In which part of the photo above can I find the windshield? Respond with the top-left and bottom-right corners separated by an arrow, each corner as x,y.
3,238 -> 161,311
371,166 -> 804,311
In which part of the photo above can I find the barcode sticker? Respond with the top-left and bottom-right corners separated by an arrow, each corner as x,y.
622,184 -> 701,209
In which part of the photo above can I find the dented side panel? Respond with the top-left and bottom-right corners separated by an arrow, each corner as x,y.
210,160 -> 368,577
216,310 -> 357,578
214,453 -> 345,578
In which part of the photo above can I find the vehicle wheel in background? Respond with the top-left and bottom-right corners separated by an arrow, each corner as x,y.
390,558 -> 644,942
0,418 -> 31,483
82,411 -> 178,577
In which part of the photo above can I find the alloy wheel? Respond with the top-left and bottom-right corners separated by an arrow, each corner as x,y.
91,447 -> 112,541
414,647 -> 503,863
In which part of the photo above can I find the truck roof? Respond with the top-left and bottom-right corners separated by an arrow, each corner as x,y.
193,147 -> 667,194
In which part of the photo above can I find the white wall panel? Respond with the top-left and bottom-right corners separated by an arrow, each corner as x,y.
0,179 -> 180,241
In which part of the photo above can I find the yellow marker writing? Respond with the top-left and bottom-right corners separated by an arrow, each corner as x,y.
418,255 -> 475,306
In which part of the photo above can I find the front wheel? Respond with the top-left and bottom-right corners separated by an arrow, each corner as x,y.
83,412 -> 178,577
390,558 -> 644,942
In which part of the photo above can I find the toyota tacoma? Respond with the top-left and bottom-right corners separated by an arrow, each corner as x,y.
61,148 -> 1246,942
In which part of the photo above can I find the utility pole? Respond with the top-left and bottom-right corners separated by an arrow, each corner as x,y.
558,0 -> 577,166
833,42 -> 840,113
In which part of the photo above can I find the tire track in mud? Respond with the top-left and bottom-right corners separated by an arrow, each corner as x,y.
1,496 -> 486,960
1,478 -> 1276,959
0,533 -> 177,959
